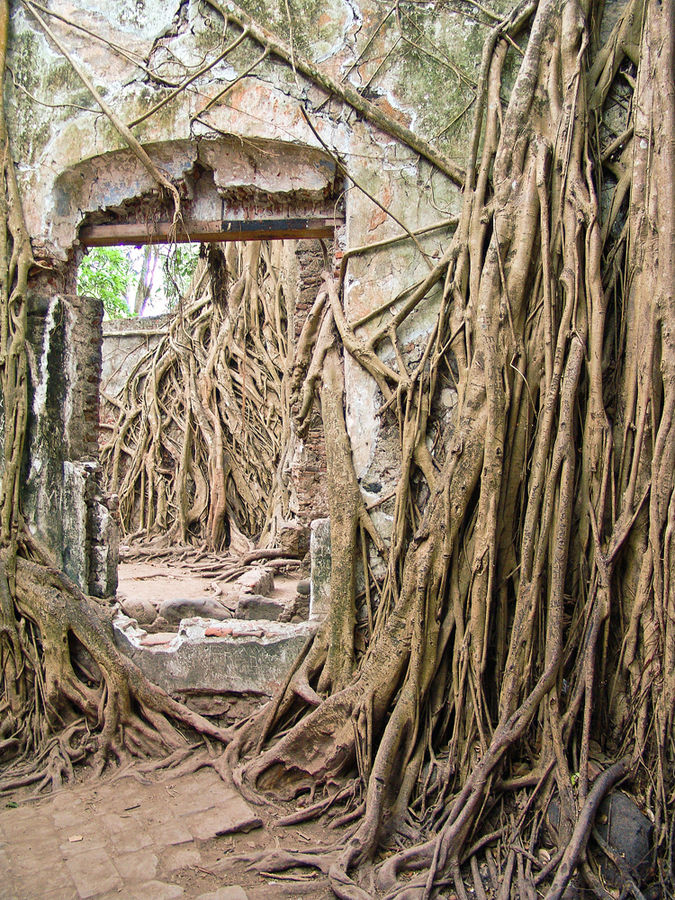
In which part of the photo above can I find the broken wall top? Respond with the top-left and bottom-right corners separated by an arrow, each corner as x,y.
7,0 -> 497,259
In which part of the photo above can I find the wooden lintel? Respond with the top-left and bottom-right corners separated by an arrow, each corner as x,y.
79,217 -> 341,247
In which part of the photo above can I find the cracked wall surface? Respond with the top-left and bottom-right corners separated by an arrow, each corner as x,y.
8,0 -> 509,575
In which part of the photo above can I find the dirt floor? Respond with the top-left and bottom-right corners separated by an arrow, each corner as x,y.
0,762 -> 340,899
116,561 -> 300,612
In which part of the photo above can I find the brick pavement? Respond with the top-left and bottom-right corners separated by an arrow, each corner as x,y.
0,768 -> 261,899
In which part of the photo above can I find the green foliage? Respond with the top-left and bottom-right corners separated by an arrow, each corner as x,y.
162,244 -> 200,308
77,247 -> 132,319
77,244 -> 200,319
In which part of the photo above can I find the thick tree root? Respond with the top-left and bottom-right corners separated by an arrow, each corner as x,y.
1,0 -> 673,897
0,537 -> 234,781
222,0 -> 674,897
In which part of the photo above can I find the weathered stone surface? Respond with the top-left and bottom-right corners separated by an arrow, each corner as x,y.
158,597 -> 232,624
113,613 -> 316,694
184,804 -> 262,841
161,844 -> 202,872
61,460 -> 93,591
310,518 -> 331,620
296,579 -> 310,596
114,849 -> 159,882
130,881 -> 184,899
596,791 -> 652,883
109,825 -> 153,854
196,888 -> 249,900
235,595 -> 286,621
235,567 -> 274,596
278,523 -> 309,557
148,821 -> 194,847
65,847 -> 122,898
102,315 -> 170,400
89,495 -> 119,599
24,293 -> 119,599
0,765 -> 266,899
121,597 -> 157,625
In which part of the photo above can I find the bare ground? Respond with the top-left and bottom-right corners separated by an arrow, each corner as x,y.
0,762 -> 338,899
116,560 -> 301,615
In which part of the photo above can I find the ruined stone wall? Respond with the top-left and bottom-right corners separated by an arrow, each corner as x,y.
289,239 -> 330,524
25,285 -> 117,596
101,314 -> 171,404
6,0 -> 510,581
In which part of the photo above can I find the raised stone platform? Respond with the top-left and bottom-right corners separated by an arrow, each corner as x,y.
113,613 -> 315,695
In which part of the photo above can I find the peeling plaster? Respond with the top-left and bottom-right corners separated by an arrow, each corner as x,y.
12,0 -> 480,567
30,294 -> 59,432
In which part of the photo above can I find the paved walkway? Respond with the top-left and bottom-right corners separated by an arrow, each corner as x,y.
0,768 -> 263,899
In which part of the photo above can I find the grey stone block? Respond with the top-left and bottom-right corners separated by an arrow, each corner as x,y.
65,848 -> 122,898
235,595 -> 286,621
113,614 -> 317,695
310,518 -> 331,620
235,567 -> 274,596
279,523 -> 309,557
121,597 -> 157,625
196,889 -> 248,900
596,791 -> 652,883
158,597 -> 232,624
130,882 -> 184,899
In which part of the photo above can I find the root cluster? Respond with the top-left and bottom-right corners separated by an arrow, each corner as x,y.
101,242 -> 299,549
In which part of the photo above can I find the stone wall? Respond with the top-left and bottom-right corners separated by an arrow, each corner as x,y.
7,0 -> 485,582
101,314 -> 171,403
288,239 -> 330,525
25,289 -> 118,596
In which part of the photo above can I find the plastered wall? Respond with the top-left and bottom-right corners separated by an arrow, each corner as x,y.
7,0 -> 501,577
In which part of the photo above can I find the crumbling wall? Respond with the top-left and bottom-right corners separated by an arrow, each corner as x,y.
288,239 -> 329,524
7,0 -> 485,578
25,286 -> 117,596
102,314 -> 171,400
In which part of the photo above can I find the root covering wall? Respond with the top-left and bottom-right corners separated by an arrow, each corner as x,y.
3,1 -> 674,896
8,0 -> 472,569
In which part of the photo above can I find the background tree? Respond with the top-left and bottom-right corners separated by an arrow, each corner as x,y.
77,246 -> 132,319
78,244 -> 200,319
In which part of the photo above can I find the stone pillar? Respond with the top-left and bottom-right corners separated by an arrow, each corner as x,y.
309,518 -> 331,621
24,291 -> 118,597
288,240 -> 330,527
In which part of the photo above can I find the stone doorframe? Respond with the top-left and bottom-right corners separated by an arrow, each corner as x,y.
24,136 -> 344,596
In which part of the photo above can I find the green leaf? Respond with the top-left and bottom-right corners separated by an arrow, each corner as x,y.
77,247 -> 132,319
